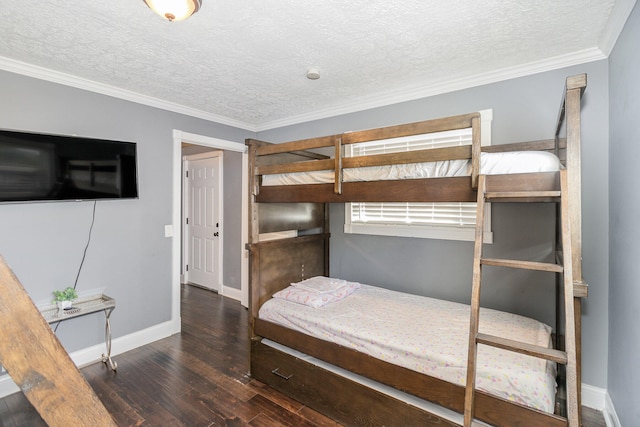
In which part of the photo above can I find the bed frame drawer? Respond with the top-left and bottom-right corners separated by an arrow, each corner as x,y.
250,339 -> 457,427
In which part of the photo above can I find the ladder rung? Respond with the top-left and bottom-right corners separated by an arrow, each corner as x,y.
574,280 -> 588,298
485,191 -> 561,201
480,258 -> 563,273
476,333 -> 568,364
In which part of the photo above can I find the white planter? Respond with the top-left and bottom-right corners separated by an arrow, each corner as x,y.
57,300 -> 73,310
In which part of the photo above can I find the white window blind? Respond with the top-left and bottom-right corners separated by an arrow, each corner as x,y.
351,127 -> 472,155
350,201 -> 477,227
345,110 -> 493,242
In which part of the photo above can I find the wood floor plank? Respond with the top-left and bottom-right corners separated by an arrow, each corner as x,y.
149,389 -> 219,427
296,406 -> 343,427
248,413 -> 288,427
246,378 -> 308,413
242,393 -> 321,427
88,376 -> 145,426
0,284 -> 607,427
158,343 -> 257,401
0,392 -> 47,427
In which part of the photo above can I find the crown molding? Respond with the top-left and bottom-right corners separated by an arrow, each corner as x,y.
599,0 -> 638,55
0,46 -> 608,134
254,47 -> 606,131
0,56 -> 256,132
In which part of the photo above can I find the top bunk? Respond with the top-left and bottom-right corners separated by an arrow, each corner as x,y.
246,74 -> 587,205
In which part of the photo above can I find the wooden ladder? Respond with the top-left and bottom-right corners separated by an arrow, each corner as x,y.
463,169 -> 579,427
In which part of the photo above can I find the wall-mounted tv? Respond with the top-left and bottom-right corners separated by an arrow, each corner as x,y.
0,130 -> 139,203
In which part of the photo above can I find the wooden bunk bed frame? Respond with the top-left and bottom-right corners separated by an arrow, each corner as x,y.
246,74 -> 588,427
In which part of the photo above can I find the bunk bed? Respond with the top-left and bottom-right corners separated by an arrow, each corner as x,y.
246,74 -> 588,427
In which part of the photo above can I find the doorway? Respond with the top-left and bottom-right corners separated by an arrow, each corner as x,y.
171,130 -> 248,334
183,152 -> 222,291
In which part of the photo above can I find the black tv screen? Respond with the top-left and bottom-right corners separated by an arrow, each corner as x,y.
0,130 -> 138,203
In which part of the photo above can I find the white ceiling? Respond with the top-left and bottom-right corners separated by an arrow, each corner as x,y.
0,0 -> 634,131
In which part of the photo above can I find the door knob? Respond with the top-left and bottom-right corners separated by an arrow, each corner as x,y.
214,232 -> 219,237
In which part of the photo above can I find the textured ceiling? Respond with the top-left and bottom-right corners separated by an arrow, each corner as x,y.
0,0 -> 629,130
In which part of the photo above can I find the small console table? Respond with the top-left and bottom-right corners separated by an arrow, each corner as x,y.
40,294 -> 117,370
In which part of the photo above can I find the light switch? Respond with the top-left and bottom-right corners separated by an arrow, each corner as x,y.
164,225 -> 173,237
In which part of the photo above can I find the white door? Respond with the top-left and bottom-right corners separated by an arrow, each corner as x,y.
185,153 -> 222,291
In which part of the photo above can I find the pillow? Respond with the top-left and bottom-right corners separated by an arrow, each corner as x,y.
274,281 -> 360,308
291,276 -> 348,294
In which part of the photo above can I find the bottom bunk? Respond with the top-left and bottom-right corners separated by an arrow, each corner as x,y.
248,233 -> 570,427
260,280 -> 556,413
251,335 -> 568,427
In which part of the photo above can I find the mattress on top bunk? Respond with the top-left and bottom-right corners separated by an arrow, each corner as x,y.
261,150 -> 561,186
259,280 -> 557,413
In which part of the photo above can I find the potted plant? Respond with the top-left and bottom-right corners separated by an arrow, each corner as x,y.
53,287 -> 78,310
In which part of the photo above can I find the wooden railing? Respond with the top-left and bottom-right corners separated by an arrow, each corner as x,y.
251,111 -> 482,194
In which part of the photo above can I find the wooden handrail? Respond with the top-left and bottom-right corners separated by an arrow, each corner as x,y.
471,114 -> 481,189
256,158 -> 334,175
555,74 -> 587,139
555,74 -> 587,286
254,135 -> 336,156
334,136 -> 343,195
341,112 -> 479,144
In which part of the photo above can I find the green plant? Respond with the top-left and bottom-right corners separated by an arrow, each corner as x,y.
52,287 -> 78,302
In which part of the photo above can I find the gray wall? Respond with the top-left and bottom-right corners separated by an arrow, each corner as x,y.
258,61 -> 610,389
608,2 -> 640,425
222,150 -> 243,289
0,70 -> 251,352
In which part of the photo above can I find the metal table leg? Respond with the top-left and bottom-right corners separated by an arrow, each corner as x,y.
101,307 -> 117,370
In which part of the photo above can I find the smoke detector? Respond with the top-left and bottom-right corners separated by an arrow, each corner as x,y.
306,68 -> 320,80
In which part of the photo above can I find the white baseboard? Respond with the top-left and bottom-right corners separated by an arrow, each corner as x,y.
582,383 -> 606,410
220,285 -> 241,302
604,392 -> 622,427
581,384 -> 621,427
0,317 -> 180,399
0,373 -> 19,397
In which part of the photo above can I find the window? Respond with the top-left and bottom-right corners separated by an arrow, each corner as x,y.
344,110 -> 493,242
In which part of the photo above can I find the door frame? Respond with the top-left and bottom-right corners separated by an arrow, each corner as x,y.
182,151 -> 224,291
171,130 -> 248,333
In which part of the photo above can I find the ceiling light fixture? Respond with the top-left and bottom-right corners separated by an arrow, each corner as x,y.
143,0 -> 202,22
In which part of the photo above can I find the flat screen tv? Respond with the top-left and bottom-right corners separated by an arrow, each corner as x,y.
0,129 -> 138,203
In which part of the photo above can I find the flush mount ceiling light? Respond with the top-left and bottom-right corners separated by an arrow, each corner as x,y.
143,0 -> 202,22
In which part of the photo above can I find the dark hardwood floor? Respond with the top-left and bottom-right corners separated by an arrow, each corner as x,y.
0,284 -> 605,426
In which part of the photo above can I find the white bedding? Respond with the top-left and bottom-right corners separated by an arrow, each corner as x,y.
261,151 -> 561,186
259,283 -> 557,413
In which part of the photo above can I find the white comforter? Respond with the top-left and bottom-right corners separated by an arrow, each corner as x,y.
262,151 -> 561,186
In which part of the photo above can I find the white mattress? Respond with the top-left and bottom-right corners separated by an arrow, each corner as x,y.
262,151 -> 561,186
259,284 -> 557,413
